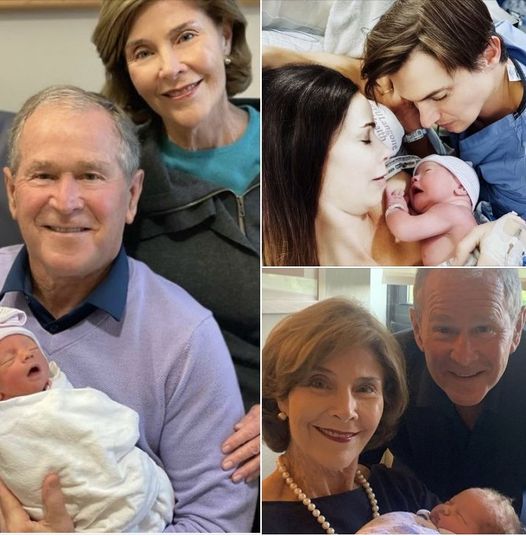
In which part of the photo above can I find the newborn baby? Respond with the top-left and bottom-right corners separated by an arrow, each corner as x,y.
0,307 -> 174,532
385,155 -> 479,265
357,487 -> 522,534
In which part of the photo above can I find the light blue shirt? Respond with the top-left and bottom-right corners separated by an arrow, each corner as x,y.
449,21 -> 526,219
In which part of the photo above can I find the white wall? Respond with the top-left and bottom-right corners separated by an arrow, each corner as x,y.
0,4 -> 260,112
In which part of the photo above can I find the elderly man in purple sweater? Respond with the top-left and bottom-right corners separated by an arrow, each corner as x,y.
0,85 -> 257,532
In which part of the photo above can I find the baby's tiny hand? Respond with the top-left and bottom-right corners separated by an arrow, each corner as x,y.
386,189 -> 407,209
385,189 -> 409,218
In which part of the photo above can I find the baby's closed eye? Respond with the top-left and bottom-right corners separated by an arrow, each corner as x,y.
0,356 -> 15,368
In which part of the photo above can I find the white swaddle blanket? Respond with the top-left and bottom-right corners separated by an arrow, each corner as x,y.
357,511 -> 452,534
0,362 -> 174,532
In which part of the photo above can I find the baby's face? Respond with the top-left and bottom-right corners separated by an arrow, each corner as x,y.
0,334 -> 50,401
430,489 -> 493,534
409,161 -> 461,213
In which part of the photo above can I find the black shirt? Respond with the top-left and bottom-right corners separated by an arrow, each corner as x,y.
365,330 -> 526,521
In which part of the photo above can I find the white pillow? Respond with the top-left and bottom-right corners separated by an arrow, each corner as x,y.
262,0 -> 333,36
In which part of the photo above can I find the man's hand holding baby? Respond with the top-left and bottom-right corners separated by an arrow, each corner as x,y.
0,474 -> 73,533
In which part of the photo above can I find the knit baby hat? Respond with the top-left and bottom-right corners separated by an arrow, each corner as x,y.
414,155 -> 480,210
0,307 -> 47,357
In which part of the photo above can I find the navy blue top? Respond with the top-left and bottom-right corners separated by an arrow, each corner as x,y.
364,329 -> 526,521
262,464 -> 439,534
0,246 -> 128,333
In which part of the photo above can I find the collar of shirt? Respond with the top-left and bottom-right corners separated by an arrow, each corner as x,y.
0,246 -> 128,333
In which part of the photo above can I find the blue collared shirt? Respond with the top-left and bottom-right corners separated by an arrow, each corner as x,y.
0,246 -> 128,333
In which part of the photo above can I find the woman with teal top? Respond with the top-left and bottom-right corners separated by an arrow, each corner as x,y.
92,0 -> 260,487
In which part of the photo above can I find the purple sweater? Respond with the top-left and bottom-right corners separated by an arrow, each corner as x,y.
0,245 -> 257,532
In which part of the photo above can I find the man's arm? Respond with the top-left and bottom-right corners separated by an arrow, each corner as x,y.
162,315 -> 258,532
263,46 -> 363,87
448,213 -> 526,266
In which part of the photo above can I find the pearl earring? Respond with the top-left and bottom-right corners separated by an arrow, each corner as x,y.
277,411 -> 288,421
224,56 -> 232,66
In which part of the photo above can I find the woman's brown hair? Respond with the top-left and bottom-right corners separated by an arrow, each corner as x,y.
92,0 -> 252,123
262,297 -> 408,453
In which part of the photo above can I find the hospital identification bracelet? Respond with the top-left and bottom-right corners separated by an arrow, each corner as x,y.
385,154 -> 421,179
403,128 -> 428,143
385,203 -> 408,217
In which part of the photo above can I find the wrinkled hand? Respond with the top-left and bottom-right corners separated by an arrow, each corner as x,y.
222,404 -> 260,483
0,474 -> 74,532
374,77 -> 422,132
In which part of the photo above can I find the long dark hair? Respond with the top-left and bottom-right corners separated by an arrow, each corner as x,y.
262,65 -> 358,266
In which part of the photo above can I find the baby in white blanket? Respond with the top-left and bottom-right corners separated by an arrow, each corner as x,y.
357,487 -> 521,534
0,307 -> 174,532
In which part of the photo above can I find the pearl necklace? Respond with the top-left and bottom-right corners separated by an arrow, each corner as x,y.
277,457 -> 380,535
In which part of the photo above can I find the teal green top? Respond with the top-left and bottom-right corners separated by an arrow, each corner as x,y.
161,106 -> 260,195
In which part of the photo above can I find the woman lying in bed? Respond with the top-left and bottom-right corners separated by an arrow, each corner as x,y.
262,64 -> 526,266
263,64 -> 421,266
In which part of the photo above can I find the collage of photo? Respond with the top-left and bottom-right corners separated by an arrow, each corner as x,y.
0,0 -> 525,533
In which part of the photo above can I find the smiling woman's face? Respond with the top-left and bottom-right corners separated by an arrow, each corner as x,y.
0,334 -> 49,401
318,93 -> 390,217
278,346 -> 384,471
125,0 -> 231,138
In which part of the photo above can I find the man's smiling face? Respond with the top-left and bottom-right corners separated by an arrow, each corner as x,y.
411,270 -> 524,408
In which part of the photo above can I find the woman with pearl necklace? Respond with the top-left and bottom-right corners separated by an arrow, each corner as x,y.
262,298 -> 440,534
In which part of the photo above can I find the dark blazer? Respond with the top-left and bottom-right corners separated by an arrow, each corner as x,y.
364,328 -> 526,522
0,111 -> 22,246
